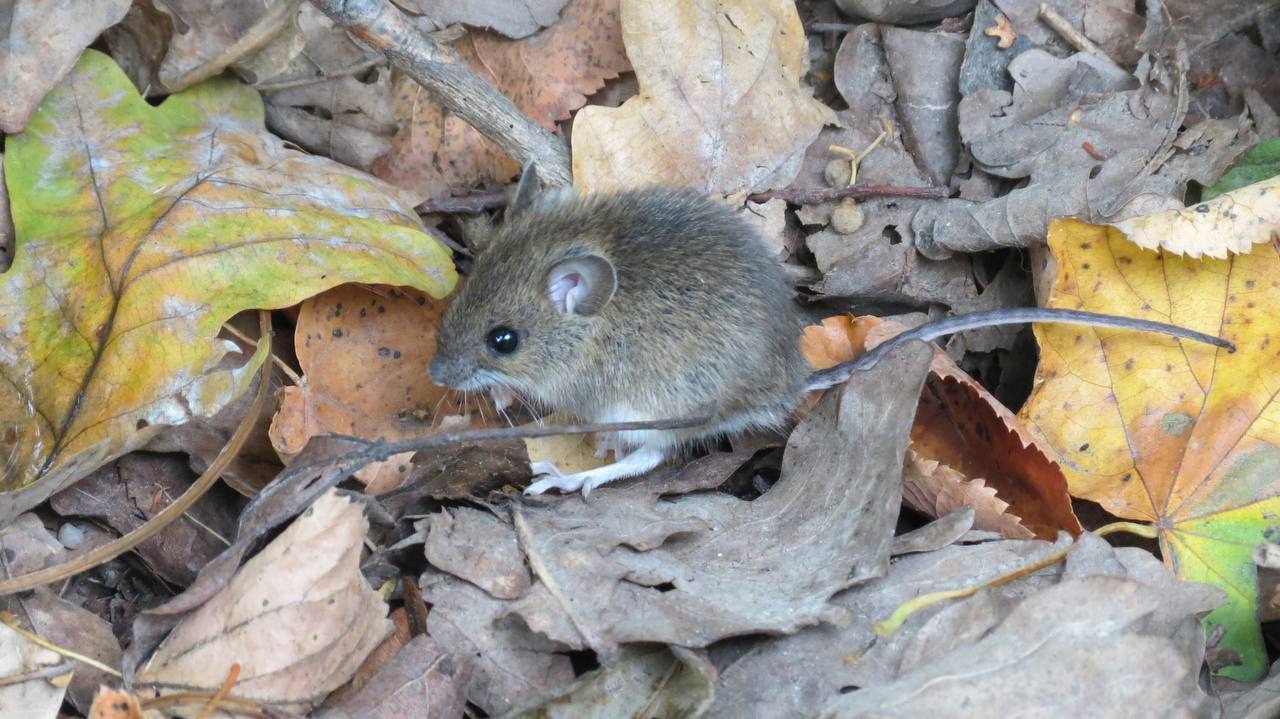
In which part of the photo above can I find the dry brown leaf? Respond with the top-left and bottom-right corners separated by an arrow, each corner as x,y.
89,688 -> 154,719
398,0 -> 570,39
137,490 -> 392,714
902,451 -> 1033,540
0,0 -> 131,133
153,0 -> 298,92
799,315 -> 1080,540
571,0 -> 835,195
1107,175 -> 1280,258
374,0 -> 629,199
269,284 -> 492,494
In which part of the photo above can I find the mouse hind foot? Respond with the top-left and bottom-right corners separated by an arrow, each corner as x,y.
526,447 -> 666,497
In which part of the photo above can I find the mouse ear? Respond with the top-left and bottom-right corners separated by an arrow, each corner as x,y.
547,255 -> 617,316
507,161 -> 542,220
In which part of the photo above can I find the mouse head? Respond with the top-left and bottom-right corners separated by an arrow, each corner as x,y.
429,164 -> 618,405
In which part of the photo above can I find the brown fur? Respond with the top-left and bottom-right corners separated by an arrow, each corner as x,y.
432,188 -> 810,448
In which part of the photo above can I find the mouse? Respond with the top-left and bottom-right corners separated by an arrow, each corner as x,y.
429,164 -> 1234,496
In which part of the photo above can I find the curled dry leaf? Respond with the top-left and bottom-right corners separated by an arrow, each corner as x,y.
1020,216 -> 1276,680
799,315 -> 1081,540
0,51 -> 454,523
138,490 -> 392,714
269,284 -> 491,494
1107,175 -> 1280,258
571,0 -> 836,195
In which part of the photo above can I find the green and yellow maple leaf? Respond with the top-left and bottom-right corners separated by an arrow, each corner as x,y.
0,50 -> 455,521
1021,210 -> 1280,680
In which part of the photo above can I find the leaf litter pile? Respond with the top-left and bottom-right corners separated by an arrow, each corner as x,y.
1,0 -> 1280,717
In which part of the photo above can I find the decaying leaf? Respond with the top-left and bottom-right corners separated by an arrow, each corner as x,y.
375,0 -> 630,198
315,635 -> 471,719
1108,174 -> 1280,258
153,0 -> 299,92
501,646 -> 715,718
18,588 -> 122,714
0,0 -> 131,133
571,0 -> 835,195
0,51 -> 454,523
819,535 -> 1221,718
269,284 -> 486,494
138,490 -> 392,713
1019,213 -> 1276,680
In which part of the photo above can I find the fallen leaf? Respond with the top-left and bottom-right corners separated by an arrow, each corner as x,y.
315,635 -> 471,719
49,453 -> 239,586
375,0 -> 629,198
0,622 -> 68,719
1108,174 -> 1280,258
1203,137 -> 1280,200
0,515 -> 66,578
18,588 -> 122,714
269,284 -> 485,493
799,314 -> 1081,540
0,0 -> 131,133
398,0 -> 570,39
138,490 -> 392,713
502,646 -> 715,717
708,533 -> 1217,718
0,50 -> 454,522
1019,214 -> 1274,679
522,415 -> 613,476
419,568 -> 575,715
89,688 -> 155,719
571,0 -> 835,195
819,536 -> 1220,718
152,0 -> 298,91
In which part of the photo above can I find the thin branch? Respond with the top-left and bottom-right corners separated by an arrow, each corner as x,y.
308,0 -> 571,186
415,188 -> 511,215
748,183 -> 950,205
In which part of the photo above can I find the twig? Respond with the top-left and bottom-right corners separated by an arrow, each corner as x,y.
279,410 -> 717,482
221,321 -> 301,386
415,188 -> 511,215
1038,4 -> 1121,68
193,664 -> 240,719
0,612 -> 121,678
0,662 -> 73,688
748,183 -> 950,205
0,312 -> 274,597
308,0 -> 572,186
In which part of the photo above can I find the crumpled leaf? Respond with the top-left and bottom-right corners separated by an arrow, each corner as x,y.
1019,213 -> 1275,680
269,284 -> 485,494
0,622 -> 68,719
0,50 -> 454,523
152,0 -> 299,92
1107,174 -> 1280,258
571,0 -> 835,195
0,0 -> 131,133
138,490 -> 392,713
500,646 -> 715,718
375,0 -> 629,198
818,535 -> 1221,718
708,533 -> 1219,718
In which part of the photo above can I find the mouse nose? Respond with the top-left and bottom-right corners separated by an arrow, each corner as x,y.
429,354 -> 476,388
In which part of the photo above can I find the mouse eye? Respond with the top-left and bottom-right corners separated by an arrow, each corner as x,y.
486,325 -> 520,355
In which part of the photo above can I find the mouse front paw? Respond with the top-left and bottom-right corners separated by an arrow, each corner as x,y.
525,471 -> 587,496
